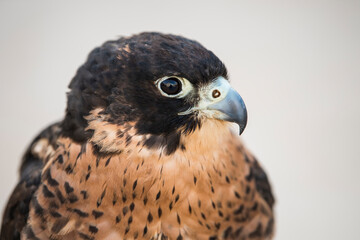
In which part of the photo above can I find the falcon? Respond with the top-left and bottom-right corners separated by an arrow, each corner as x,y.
1,32 -> 274,240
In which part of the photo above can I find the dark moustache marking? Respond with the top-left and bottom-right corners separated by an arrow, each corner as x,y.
61,32 -> 227,147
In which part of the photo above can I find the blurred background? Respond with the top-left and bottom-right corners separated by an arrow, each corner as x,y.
0,0 -> 359,239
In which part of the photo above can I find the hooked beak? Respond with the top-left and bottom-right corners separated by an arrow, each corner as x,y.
179,77 -> 248,135
207,87 -> 247,134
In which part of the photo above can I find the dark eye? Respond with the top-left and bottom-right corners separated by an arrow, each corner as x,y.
160,78 -> 182,95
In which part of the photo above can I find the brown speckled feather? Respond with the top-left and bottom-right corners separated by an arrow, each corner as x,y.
1,32 -> 274,240
21,110 -> 273,240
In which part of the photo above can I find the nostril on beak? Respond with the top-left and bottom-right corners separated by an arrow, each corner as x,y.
212,89 -> 221,98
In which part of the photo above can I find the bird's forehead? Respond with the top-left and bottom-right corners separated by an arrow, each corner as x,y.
113,32 -> 228,85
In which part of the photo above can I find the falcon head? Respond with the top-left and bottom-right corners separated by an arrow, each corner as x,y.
61,32 -> 247,154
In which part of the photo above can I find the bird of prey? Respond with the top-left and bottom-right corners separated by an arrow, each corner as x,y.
1,32 -> 274,240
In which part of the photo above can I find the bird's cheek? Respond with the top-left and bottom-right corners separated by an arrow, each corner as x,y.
179,77 -> 248,134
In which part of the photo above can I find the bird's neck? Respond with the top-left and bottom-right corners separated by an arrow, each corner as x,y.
84,108 -> 236,156
44,108 -> 243,206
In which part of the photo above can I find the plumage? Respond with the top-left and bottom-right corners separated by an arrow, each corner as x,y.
1,32 -> 274,240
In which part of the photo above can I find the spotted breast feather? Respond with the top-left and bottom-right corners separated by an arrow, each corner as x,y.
1,32 -> 274,240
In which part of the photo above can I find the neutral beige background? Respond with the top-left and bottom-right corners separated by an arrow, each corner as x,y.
1,0 -> 359,239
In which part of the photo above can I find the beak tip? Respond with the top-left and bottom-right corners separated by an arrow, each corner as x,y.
238,121 -> 247,135
237,106 -> 247,135
239,126 -> 244,135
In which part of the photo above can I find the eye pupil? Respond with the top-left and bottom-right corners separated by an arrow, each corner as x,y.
160,78 -> 181,95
